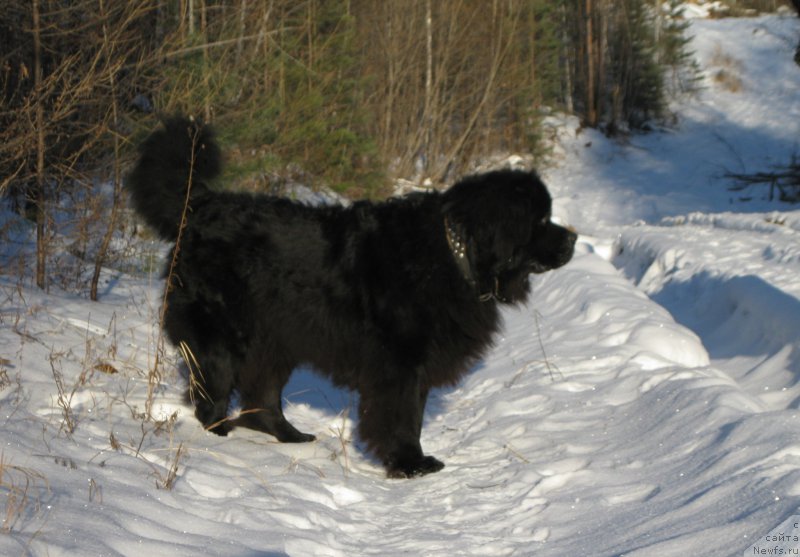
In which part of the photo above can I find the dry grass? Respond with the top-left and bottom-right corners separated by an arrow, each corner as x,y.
504,309 -> 563,388
0,179 -> 195,506
710,45 -> 744,92
156,442 -> 185,491
0,454 -> 49,533
329,408 -> 352,477
0,361 -> 10,392
7,278 -> 192,492
49,353 -> 89,437
713,69 -> 744,92
179,340 -> 209,406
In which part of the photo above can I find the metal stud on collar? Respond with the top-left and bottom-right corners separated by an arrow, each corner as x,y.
444,216 -> 496,302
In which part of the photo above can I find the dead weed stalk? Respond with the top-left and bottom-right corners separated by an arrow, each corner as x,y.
0,453 -> 50,533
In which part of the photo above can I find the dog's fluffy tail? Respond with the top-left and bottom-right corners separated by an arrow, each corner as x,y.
126,116 -> 221,241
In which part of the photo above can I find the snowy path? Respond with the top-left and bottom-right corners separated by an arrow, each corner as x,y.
614,210 -> 800,409
3,249 -> 799,556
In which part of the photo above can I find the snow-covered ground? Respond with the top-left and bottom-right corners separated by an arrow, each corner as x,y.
2,13 -> 800,557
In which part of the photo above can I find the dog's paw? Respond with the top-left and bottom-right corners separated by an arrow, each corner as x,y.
386,455 -> 445,479
206,421 -> 232,436
282,431 -> 316,443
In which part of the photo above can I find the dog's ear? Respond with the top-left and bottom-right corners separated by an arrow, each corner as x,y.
467,211 -> 535,304
471,203 -> 532,267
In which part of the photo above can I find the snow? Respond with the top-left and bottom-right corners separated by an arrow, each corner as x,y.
2,13 -> 800,557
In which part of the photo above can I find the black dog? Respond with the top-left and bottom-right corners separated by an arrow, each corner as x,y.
127,117 -> 576,478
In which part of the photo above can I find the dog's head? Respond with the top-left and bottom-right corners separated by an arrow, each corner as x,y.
442,169 -> 577,304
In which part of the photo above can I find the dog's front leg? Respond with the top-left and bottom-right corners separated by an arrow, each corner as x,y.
358,372 -> 444,478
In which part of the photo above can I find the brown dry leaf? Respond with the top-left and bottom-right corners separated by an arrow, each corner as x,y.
93,362 -> 118,375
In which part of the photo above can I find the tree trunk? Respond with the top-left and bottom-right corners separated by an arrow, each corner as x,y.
585,0 -> 598,127
422,0 -> 433,176
561,3 -> 574,113
201,0 -> 211,121
32,0 -> 47,290
792,0 -> 800,66
91,0 -> 122,301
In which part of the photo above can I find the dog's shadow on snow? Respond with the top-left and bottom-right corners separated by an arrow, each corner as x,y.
281,365 -> 466,434
178,360 -> 474,462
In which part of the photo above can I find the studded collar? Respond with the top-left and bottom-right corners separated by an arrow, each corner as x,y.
444,216 -> 494,302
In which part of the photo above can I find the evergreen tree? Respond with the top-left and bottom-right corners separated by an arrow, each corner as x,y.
659,0 -> 703,97
156,0 -> 383,196
512,0 -> 565,154
273,1 -> 381,196
558,0 -> 701,133
608,0 -> 665,130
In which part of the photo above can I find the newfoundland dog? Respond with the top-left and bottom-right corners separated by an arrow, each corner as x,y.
127,116 -> 576,478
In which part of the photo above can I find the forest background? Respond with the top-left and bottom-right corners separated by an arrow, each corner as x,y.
0,0 -> 793,295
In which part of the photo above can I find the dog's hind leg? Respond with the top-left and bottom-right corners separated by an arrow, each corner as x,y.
184,342 -> 236,436
166,298 -> 237,435
232,359 -> 315,443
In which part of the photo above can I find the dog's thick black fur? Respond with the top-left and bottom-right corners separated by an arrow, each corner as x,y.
127,117 -> 576,478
